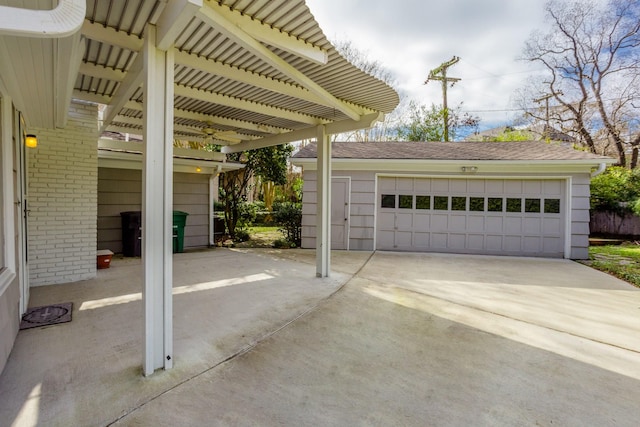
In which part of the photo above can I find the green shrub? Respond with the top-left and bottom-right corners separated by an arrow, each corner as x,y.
237,201 -> 259,228
273,201 -> 302,247
590,167 -> 640,214
234,228 -> 250,242
273,238 -> 296,249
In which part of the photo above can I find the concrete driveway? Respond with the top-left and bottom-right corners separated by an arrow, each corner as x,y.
1,250 -> 639,426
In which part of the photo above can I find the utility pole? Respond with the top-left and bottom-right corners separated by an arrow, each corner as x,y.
533,91 -> 563,140
424,56 -> 460,141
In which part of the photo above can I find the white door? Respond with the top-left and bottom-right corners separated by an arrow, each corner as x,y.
376,177 -> 565,257
331,178 -> 349,250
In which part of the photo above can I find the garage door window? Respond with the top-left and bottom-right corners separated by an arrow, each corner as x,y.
525,198 -> 541,213
506,198 -> 521,213
470,197 -> 484,211
381,194 -> 395,208
399,195 -> 413,209
416,195 -> 430,209
451,196 -> 466,210
488,198 -> 503,212
544,199 -> 560,213
434,196 -> 448,210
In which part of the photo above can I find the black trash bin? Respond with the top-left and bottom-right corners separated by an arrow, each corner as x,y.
172,211 -> 189,253
120,211 -> 142,257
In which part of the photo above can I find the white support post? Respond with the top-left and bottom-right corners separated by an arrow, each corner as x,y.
209,173 -> 216,246
142,25 -> 174,376
315,125 -> 331,277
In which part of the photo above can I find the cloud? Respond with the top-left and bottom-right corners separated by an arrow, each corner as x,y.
306,0 -> 548,129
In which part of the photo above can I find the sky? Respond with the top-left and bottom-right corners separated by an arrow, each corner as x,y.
305,0 -> 549,131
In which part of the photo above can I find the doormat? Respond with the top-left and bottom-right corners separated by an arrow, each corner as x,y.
20,302 -> 73,330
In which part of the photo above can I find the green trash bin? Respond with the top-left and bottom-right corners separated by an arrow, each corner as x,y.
172,211 -> 189,253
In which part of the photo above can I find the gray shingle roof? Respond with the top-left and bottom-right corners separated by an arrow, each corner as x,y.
293,141 -> 612,161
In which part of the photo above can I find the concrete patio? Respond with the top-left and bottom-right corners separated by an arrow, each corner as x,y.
1,249 -> 639,426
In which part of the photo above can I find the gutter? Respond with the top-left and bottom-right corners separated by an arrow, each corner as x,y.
0,0 -> 85,38
590,162 -> 607,177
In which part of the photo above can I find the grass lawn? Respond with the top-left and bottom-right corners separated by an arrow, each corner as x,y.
587,244 -> 640,288
234,226 -> 283,248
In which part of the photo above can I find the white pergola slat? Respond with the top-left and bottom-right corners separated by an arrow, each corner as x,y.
0,0 -> 400,377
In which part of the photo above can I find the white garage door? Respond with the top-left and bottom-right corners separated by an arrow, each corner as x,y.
376,177 -> 565,257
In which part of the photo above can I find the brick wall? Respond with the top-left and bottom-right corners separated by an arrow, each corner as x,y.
28,102 -> 98,286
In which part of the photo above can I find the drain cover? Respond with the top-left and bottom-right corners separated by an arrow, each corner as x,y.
20,302 -> 73,330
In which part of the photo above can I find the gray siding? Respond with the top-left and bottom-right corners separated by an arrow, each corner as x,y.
300,169 -> 593,259
98,168 -> 210,253
570,174 -> 591,259
301,170 -> 376,251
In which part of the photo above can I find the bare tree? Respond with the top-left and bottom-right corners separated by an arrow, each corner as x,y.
520,0 -> 640,166
333,40 -> 402,142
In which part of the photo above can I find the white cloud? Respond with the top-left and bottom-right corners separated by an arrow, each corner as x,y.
306,0 -> 548,129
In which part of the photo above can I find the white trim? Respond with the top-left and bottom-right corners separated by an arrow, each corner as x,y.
564,177 -> 573,259
316,126 -> 331,277
0,95 -> 16,300
222,113 -> 383,154
142,25 -> 174,376
293,158 -> 614,173
0,0 -> 85,38
209,173 -> 218,247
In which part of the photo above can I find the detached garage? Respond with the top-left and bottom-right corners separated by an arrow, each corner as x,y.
292,141 -> 614,259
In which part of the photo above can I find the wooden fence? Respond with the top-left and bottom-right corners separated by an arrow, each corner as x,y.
590,211 -> 640,237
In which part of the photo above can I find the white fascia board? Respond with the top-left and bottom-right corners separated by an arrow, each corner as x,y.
99,139 -> 227,161
0,0 -> 85,38
223,113 -> 383,153
291,158 -> 615,174
98,149 -> 243,173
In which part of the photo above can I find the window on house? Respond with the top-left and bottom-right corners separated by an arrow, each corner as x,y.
469,197 -> 484,211
451,196 -> 466,211
399,195 -> 413,209
488,198 -> 503,212
434,196 -> 448,210
525,198 -> 541,213
506,198 -> 522,213
416,195 -> 430,210
544,199 -> 560,214
381,194 -> 395,208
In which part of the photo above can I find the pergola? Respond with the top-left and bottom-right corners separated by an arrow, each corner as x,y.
0,0 -> 399,375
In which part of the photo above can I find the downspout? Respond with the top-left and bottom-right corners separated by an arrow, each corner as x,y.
591,162 -> 606,177
0,0 -> 85,38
